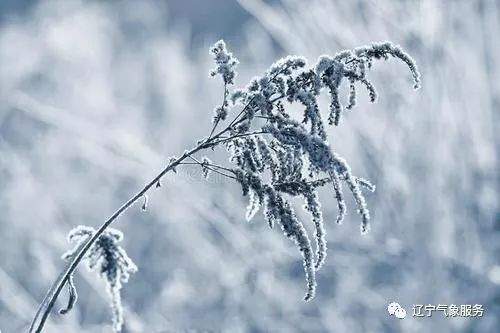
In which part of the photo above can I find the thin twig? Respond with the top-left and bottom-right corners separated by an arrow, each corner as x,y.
224,64 -> 290,131
185,156 -> 237,180
208,82 -> 228,139
180,161 -> 236,174
29,145 -> 204,332
209,131 -> 267,147
29,57 -> 332,332
29,77 -> 263,333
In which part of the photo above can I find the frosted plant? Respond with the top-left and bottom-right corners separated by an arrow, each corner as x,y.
60,226 -> 137,332
30,40 -> 419,332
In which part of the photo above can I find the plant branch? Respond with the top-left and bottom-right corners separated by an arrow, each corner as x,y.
180,160 -> 236,175
29,81 -> 262,332
184,156 -> 237,180
208,82 -> 228,139
29,40 -> 410,331
29,139 -> 221,332
223,64 -> 290,132
209,131 -> 267,147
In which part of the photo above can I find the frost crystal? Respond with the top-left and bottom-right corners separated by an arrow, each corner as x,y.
315,41 -> 420,125
245,188 -> 260,222
62,226 -> 137,332
209,40 -> 239,85
206,40 -> 419,300
34,39 -> 421,333
201,156 -> 212,179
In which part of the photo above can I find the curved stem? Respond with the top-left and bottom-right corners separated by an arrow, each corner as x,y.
29,85 -> 260,332
29,142 -> 210,332
29,61 -> 296,333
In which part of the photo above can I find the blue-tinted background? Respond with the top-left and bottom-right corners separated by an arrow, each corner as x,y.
0,1 -> 498,332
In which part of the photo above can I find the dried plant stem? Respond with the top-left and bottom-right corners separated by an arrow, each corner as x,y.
30,38 -> 419,330
183,156 -> 237,180
31,69 -> 286,333
208,82 -> 228,139
29,107 -> 252,333
29,149 -> 191,332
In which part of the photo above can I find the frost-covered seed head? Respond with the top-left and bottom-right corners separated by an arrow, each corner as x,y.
219,39 -> 419,300
210,40 -> 239,85
62,226 -> 137,332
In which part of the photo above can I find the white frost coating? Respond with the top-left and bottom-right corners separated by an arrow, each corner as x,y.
215,39 -> 419,300
62,226 -> 137,332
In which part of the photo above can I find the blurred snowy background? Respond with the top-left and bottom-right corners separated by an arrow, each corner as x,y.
0,0 -> 498,332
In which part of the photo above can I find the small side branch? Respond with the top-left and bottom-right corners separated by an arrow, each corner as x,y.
208,82 -> 228,139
